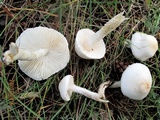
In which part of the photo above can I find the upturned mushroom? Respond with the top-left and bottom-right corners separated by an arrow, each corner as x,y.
2,26 -> 70,80
108,63 -> 152,100
58,75 -> 109,102
75,12 -> 127,59
129,32 -> 158,61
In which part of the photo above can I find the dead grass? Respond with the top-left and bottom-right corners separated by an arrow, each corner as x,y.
0,0 -> 160,119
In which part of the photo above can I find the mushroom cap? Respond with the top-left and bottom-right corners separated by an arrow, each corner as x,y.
58,75 -> 74,101
16,26 -> 70,80
120,63 -> 152,100
75,28 -> 106,59
131,32 -> 158,61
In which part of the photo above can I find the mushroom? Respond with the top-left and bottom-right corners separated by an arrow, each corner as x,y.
2,26 -> 70,80
75,12 -> 127,59
129,32 -> 158,61
109,63 -> 152,100
58,75 -> 109,102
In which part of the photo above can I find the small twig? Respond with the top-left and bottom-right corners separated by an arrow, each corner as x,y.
1,5 -> 19,23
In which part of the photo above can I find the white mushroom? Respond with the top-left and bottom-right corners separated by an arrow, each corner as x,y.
58,75 -> 109,102
109,63 -> 152,100
3,27 -> 70,80
75,12 -> 127,59
130,32 -> 158,61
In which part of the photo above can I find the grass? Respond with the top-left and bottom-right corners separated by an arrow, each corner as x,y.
0,0 -> 160,119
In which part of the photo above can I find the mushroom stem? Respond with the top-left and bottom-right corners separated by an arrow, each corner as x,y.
98,81 -> 111,100
15,49 -> 48,60
88,12 -> 127,47
3,42 -> 48,65
109,81 -> 121,88
70,85 -> 109,102
124,39 -> 131,48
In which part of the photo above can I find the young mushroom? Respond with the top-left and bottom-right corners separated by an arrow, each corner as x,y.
58,75 -> 109,102
2,27 -> 70,80
109,63 -> 152,100
129,32 -> 158,61
75,12 -> 127,59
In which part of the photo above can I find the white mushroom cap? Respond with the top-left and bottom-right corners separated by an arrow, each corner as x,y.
15,26 -> 70,80
58,75 -> 74,101
75,28 -> 106,59
58,75 -> 109,102
75,12 -> 127,59
120,63 -> 152,100
131,32 -> 158,61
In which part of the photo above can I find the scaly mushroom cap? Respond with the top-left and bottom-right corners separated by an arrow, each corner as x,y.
121,63 -> 152,100
16,26 -> 70,80
131,32 -> 158,61
58,75 -> 74,101
75,29 -> 106,59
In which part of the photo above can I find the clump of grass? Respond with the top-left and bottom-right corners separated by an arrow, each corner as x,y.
0,0 -> 160,119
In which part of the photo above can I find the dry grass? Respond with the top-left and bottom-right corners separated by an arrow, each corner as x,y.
0,0 -> 160,119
